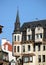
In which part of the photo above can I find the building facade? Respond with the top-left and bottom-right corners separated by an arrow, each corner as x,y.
12,11 -> 46,65
1,39 -> 16,62
0,47 -> 9,65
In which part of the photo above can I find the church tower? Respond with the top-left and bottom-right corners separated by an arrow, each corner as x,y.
12,10 -> 22,59
14,10 -> 20,34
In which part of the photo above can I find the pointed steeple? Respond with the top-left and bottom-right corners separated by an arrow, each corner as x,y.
14,9 -> 20,34
16,9 -> 20,24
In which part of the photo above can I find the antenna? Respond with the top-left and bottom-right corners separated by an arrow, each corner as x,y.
35,18 -> 38,20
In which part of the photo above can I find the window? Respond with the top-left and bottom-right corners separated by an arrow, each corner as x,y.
17,46 -> 20,52
36,33 -> 42,39
38,55 -> 41,62
15,36 -> 16,41
30,35 -> 32,40
18,35 -> 19,41
28,35 -> 30,40
28,35 -> 32,40
28,29 -> 30,32
30,56 -> 33,62
33,45 -> 35,51
23,36 -> 26,41
43,45 -> 45,51
38,45 -> 40,51
38,27 -> 40,30
37,24 -> 41,27
3,54 -> 8,61
28,45 -> 30,51
36,34 -> 39,39
42,55 -> 45,62
23,56 -> 33,63
35,34 -> 39,39
14,46 -> 16,52
23,46 -> 25,52
11,63 -> 15,65
40,33 -> 42,38
23,57 -> 29,63
3,55 -> 5,60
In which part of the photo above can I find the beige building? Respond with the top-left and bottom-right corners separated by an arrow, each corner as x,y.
12,11 -> 46,65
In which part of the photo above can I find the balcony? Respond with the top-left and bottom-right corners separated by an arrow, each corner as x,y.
35,38 -> 43,43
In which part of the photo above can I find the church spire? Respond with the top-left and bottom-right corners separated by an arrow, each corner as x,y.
16,9 -> 20,24
14,9 -> 20,33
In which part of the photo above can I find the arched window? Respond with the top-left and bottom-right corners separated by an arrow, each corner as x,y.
28,28 -> 30,32
23,46 -> 25,52
28,45 -> 31,51
17,46 -> 20,52
14,46 -> 16,52
15,36 -> 16,41
18,35 -> 20,41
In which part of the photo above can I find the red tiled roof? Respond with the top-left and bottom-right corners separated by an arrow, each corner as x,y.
3,42 -> 12,51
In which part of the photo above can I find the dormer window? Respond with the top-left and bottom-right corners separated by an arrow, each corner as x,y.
38,27 -> 40,30
40,33 -> 42,38
37,24 -> 41,27
28,28 -> 30,32
35,33 -> 42,39
28,35 -> 32,40
36,34 -> 39,39
28,35 -> 30,40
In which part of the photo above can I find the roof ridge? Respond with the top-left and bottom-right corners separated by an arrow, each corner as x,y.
3,42 -> 12,46
24,19 -> 46,24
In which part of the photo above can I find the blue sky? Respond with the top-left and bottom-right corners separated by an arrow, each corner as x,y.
0,0 -> 46,43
